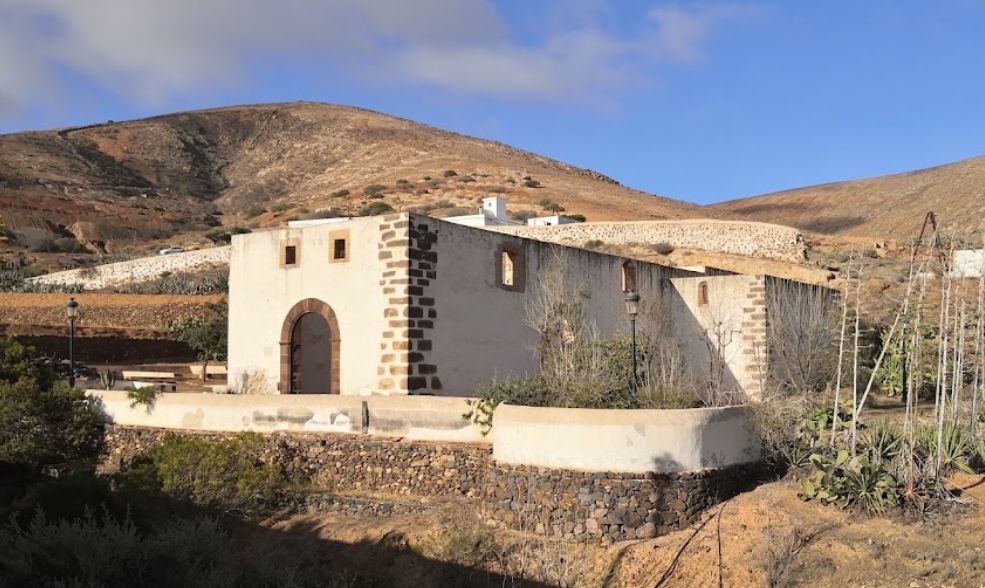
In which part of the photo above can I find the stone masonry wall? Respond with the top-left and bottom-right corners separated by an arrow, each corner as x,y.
27,246 -> 231,290
375,214 -> 442,394
740,275 -> 769,401
103,425 -> 761,543
104,425 -> 490,498
489,220 -> 806,262
482,462 -> 761,543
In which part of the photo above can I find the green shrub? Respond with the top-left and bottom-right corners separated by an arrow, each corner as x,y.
0,337 -> 54,388
395,179 -> 411,186
523,179 -> 542,189
359,202 -> 395,216
120,433 -> 284,515
169,304 -> 228,380
510,210 -> 536,222
650,242 -> 674,255
465,376 -> 547,435
442,169 -> 458,177
0,509 -> 348,587
0,377 -> 105,468
330,189 -> 350,198
244,205 -> 266,219
564,214 -> 586,223
127,386 -> 160,410
457,175 -> 476,183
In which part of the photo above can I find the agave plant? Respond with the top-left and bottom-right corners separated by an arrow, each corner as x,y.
861,419 -> 903,465
840,456 -> 899,514
915,422 -> 974,475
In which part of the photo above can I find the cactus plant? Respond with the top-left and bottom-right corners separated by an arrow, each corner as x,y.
99,369 -> 117,390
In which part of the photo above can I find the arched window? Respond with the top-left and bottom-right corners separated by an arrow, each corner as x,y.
698,281 -> 709,306
501,251 -> 515,287
621,261 -> 637,292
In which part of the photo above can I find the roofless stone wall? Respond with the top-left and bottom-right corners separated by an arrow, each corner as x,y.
488,220 -> 806,261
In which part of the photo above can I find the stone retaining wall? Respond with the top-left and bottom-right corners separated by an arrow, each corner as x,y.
482,462 -> 760,543
102,424 -> 762,543
104,425 -> 490,498
27,246 -> 231,290
488,220 -> 806,261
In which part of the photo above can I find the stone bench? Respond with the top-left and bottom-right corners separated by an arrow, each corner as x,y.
121,371 -> 178,381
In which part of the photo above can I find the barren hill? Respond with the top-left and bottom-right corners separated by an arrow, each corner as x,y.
0,102 -> 704,255
711,154 -> 985,241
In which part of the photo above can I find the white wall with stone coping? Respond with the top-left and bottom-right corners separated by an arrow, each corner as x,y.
491,404 -> 760,473
487,220 -> 806,261
89,391 -> 485,443
28,247 -> 231,290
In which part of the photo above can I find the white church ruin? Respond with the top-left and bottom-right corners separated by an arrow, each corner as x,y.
227,201 -> 827,400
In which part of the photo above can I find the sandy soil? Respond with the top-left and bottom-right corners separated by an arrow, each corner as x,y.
261,478 -> 985,588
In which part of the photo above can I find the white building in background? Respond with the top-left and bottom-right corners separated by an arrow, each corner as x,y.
444,196 -> 578,228
951,249 -> 985,278
443,196 -> 520,227
526,215 -> 577,227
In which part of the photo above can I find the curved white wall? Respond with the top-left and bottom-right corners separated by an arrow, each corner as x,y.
491,404 -> 760,473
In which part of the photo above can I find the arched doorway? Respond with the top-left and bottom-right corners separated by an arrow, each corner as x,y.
279,299 -> 341,394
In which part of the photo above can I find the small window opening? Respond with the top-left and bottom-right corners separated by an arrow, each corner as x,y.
698,281 -> 709,306
501,251 -> 515,287
333,238 -> 347,260
284,245 -> 297,266
621,261 -> 637,292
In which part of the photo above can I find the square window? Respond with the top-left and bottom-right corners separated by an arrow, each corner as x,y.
329,229 -> 350,263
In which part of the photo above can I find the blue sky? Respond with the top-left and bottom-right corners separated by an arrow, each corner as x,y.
2,1 -> 984,204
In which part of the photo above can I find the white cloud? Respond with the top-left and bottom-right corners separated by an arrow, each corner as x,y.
0,1 -> 754,117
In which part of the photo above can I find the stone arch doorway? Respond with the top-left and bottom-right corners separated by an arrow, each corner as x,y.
279,299 -> 341,394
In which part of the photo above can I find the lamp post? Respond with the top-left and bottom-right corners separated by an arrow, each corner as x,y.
66,297 -> 78,388
624,290 -> 640,392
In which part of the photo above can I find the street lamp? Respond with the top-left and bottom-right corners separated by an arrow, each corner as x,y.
66,297 -> 79,387
624,290 -> 640,392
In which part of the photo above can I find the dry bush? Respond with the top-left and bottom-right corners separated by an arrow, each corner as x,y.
766,279 -> 839,393
235,370 -> 273,395
764,523 -> 806,588
649,241 -> 675,255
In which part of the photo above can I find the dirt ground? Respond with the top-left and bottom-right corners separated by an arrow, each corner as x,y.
260,476 -> 985,588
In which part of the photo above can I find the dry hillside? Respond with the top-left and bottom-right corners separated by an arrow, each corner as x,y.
0,102 -> 704,258
712,154 -> 985,242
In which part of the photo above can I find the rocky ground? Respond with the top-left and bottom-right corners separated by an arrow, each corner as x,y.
254,475 -> 985,587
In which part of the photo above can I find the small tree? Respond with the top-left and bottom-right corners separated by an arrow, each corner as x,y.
170,304 -> 228,381
0,338 -> 105,469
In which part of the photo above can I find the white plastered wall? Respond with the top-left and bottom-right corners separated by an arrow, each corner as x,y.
669,275 -> 766,400
227,216 -> 390,395
424,218 -> 697,396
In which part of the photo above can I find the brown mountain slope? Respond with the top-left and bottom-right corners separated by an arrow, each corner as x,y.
0,102 -> 704,254
711,155 -> 985,241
